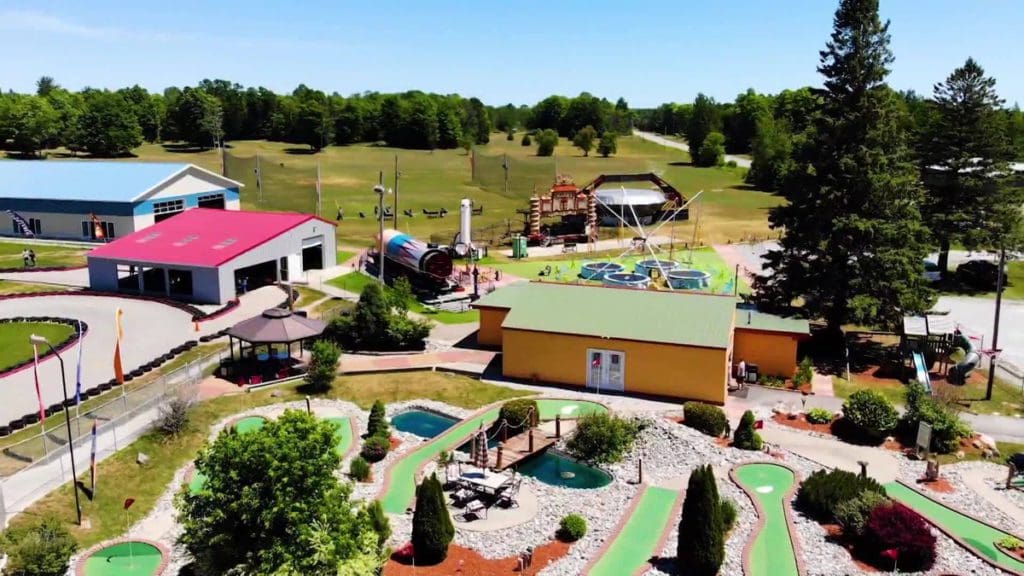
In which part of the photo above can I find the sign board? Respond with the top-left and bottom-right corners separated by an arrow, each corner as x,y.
916,421 -> 933,458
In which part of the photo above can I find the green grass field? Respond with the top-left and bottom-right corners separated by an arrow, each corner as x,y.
38,135 -> 781,248
0,321 -> 75,371
0,280 -> 72,295
0,241 -> 88,269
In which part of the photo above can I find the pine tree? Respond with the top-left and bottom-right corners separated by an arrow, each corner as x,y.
920,58 -> 1019,276
411,473 -> 454,564
755,0 -> 933,332
677,465 -> 724,575
367,399 -> 388,438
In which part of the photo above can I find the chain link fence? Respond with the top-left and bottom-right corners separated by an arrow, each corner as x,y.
471,151 -> 557,200
0,349 -> 226,524
224,150 -> 318,214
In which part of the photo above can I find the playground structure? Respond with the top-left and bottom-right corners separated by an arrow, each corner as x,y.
901,315 -> 985,387
518,173 -> 688,247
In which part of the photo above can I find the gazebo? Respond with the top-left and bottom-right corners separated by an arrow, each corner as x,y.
222,308 -> 328,385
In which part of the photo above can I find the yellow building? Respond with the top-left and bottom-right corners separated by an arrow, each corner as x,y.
474,282 -> 809,403
733,308 -> 810,379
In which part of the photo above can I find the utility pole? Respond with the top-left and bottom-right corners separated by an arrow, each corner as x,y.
375,172 -> 386,285
394,154 -> 401,231
255,153 -> 263,205
315,161 -> 322,217
986,246 -> 1006,400
503,153 -> 510,197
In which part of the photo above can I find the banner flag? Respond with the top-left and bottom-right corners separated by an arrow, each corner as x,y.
32,344 -> 46,422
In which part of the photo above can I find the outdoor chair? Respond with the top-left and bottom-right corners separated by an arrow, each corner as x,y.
462,499 -> 486,521
496,478 -> 522,508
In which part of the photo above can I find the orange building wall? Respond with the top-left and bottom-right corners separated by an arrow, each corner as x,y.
501,329 -> 729,404
477,308 -> 508,347
733,329 -> 800,378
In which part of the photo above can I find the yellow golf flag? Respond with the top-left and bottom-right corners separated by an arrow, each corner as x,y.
113,308 -> 124,385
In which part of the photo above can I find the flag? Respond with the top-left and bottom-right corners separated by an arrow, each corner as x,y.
31,344 -> 46,423
113,308 -> 124,385
881,548 -> 899,562
75,319 -> 84,405
754,419 -> 764,430
90,213 -> 105,239
123,498 -> 135,510
89,422 -> 98,498
5,209 -> 34,237
592,356 -> 601,367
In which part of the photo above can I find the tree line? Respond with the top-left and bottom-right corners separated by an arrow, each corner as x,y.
0,78 -> 634,158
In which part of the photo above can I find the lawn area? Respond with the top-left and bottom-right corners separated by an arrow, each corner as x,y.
0,321 -> 75,372
489,246 -> 746,294
336,249 -> 357,265
11,371 -> 529,547
0,280 -> 72,295
832,375 -> 907,406
0,241 -> 88,269
327,271 -> 479,324
292,285 -> 326,308
310,297 -> 354,320
833,370 -> 1023,417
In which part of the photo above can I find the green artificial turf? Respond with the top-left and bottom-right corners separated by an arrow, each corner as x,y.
734,463 -> 801,576
586,486 -> 681,576
82,541 -> 163,576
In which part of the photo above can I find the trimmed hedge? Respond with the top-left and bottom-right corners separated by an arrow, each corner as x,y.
349,456 -> 371,481
557,514 -> 587,542
497,399 -> 538,436
732,410 -> 763,451
683,402 -> 728,437
360,435 -> 390,463
796,469 -> 885,521
843,389 -> 898,442
805,407 -> 834,425
834,490 -> 889,537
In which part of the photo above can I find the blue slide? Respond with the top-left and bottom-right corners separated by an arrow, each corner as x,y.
912,352 -> 932,394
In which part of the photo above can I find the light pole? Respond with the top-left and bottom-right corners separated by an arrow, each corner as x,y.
374,184 -> 387,284
29,334 -> 82,525
986,246 -> 1006,400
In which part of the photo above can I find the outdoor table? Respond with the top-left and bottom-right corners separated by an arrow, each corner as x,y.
458,469 -> 512,495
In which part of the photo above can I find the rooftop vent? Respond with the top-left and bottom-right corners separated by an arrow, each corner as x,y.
136,232 -> 161,244
212,238 -> 237,250
173,234 -> 199,247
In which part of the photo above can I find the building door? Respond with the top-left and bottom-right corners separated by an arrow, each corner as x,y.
586,349 -> 625,392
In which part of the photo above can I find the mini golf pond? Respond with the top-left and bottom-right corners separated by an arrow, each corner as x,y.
390,408 -> 610,489
81,541 -> 163,576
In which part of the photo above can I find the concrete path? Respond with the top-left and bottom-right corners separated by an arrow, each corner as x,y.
0,266 -> 89,287
960,466 -> 1024,523
343,349 -> 496,375
760,426 -> 900,483
633,130 -> 753,168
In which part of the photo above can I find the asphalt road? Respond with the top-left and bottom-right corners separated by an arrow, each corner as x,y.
633,130 -> 753,168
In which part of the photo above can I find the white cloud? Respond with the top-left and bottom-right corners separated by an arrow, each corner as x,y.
0,9 -> 133,39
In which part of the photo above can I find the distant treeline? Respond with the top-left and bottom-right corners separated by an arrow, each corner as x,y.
0,77 -> 634,158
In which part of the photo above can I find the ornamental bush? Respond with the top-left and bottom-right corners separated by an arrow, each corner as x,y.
732,410 -> 763,451
367,400 -> 389,439
557,514 -> 588,542
521,133 -> 532,146
349,456 -> 371,481
2,516 -> 77,576
360,435 -> 390,463
793,356 -> 814,388
683,402 -> 728,437
834,490 -> 889,537
862,502 -> 937,572
842,389 -> 899,442
720,498 -> 738,533
795,469 -> 885,521
805,407 -> 834,425
497,399 -> 538,436
566,412 -> 641,465
677,465 -> 725,576
305,339 -> 341,393
901,382 -> 972,454
412,473 -> 455,564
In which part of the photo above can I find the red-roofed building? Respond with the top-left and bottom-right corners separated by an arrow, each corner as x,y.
87,208 -> 337,303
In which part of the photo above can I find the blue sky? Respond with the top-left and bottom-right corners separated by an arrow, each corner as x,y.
1,0 -> 1020,107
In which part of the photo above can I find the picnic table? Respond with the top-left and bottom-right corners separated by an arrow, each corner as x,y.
458,468 -> 512,495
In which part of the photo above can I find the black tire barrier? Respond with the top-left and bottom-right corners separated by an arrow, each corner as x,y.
98,382 -> 112,392
63,398 -> 77,408
129,368 -> 144,378
109,378 -> 122,387
0,426 -> 10,437
199,335 -> 210,343
123,374 -> 134,382
9,419 -> 24,431
24,414 -> 39,425
84,388 -> 101,399
187,340 -> 198,347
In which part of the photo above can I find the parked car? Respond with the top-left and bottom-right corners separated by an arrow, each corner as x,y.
923,260 -> 942,282
956,259 -> 1004,291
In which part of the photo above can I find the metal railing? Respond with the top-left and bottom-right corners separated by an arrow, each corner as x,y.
0,349 -> 226,524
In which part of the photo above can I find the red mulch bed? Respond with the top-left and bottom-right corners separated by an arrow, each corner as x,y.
384,540 -> 571,575
822,523 -> 881,573
390,436 -> 403,451
917,477 -> 955,493
772,413 -> 837,436
714,437 -> 732,448
998,544 -> 1024,562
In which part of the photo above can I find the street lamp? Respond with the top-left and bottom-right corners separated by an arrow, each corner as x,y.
373,184 -> 388,284
29,334 -> 82,525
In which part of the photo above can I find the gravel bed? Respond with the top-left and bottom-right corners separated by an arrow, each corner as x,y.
897,458 -> 1024,534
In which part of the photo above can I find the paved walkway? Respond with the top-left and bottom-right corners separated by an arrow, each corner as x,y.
633,130 -> 753,168
959,466 -> 1024,522
0,266 -> 90,287
759,426 -> 900,483
343,350 -> 496,375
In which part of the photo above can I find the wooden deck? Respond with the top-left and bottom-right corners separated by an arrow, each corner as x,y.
488,428 -> 557,470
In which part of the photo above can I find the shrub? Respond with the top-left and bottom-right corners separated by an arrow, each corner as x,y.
536,129 -> 558,156
521,133 -> 532,146
497,399 -> 538,436
349,456 -> 371,481
732,410 -> 763,451
901,382 -> 972,454
834,490 -> 889,536
677,465 -> 724,575
597,132 -> 617,157
330,282 -> 431,351
366,500 -> 391,547
720,498 -> 738,533
759,374 -> 787,388
557,514 -> 588,542
305,339 -> 341,393
998,536 -> 1023,550
360,435 -> 390,463
696,131 -> 726,166
805,407 -> 834,425
157,394 -> 192,436
412,473 -> 454,564
683,402 -> 728,437
506,129 -> 515,141
565,412 -> 641,465
862,502 -> 937,572
793,356 -> 814,389
796,469 -> 885,521
2,516 -> 77,576
842,389 -> 898,442
367,400 -> 389,438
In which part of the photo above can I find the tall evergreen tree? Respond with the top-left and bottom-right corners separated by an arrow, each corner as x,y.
686,93 -> 721,166
755,0 -> 932,332
677,465 -> 724,576
411,473 -> 454,564
919,58 -> 1017,276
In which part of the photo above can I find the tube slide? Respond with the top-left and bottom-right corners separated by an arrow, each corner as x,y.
949,331 -> 980,385
912,352 -> 932,395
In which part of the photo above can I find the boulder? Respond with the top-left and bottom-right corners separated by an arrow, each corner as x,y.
977,433 -> 998,451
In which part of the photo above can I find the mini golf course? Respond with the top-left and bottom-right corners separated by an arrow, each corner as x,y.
323,416 -> 355,456
885,482 -> 1024,574
233,415 -> 267,434
379,399 -> 607,514
733,463 -> 801,576
79,541 -> 164,576
584,486 -> 681,576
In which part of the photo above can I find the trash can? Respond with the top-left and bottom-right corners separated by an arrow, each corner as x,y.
512,236 -> 528,259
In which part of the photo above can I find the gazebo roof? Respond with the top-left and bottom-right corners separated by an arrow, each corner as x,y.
227,308 -> 327,344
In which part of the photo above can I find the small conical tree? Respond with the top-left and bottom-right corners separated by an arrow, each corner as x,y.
678,465 -> 724,576
412,473 -> 454,564
733,410 -> 763,451
367,400 -> 388,438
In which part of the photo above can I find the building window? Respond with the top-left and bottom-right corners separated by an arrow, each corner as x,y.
153,199 -> 185,215
28,218 -> 41,234
197,193 -> 225,209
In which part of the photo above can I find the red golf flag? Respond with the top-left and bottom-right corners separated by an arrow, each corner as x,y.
113,308 -> 124,385
123,498 -> 135,510
881,548 -> 899,562
32,344 -> 46,423
754,419 -> 764,430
